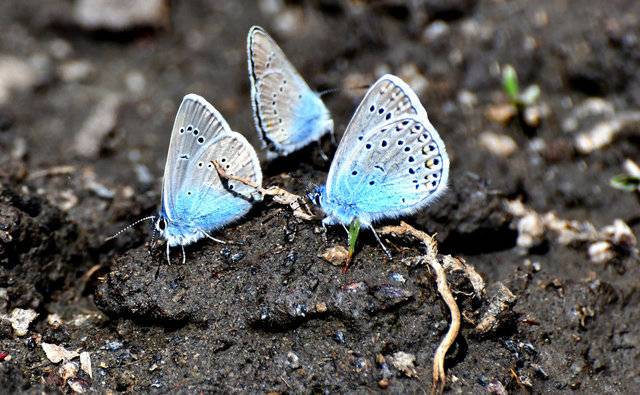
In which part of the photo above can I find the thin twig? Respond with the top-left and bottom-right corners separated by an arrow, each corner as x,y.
379,221 -> 461,395
212,161 -> 315,221
27,165 -> 76,180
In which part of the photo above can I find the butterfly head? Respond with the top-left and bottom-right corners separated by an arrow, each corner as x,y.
307,185 -> 326,207
155,216 -> 168,237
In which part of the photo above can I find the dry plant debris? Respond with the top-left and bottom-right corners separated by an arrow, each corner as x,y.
213,160 -> 315,221
379,221 -> 465,395
506,199 -> 637,262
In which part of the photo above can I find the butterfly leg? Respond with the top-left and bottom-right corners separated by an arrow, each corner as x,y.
329,128 -> 338,146
371,227 -> 393,260
165,243 -> 171,263
181,244 -> 186,264
201,230 -> 226,244
317,140 -> 329,161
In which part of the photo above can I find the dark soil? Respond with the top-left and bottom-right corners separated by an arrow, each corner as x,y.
1,0 -> 639,393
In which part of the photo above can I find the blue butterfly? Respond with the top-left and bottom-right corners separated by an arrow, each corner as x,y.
155,94 -> 262,262
310,75 -> 450,269
247,25 -> 334,159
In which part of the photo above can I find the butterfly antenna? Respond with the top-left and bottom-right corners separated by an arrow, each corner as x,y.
318,85 -> 371,98
104,216 -> 156,242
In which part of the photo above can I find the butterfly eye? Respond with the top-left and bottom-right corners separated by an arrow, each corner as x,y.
157,218 -> 166,231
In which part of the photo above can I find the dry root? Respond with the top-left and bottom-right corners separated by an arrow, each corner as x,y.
379,221 -> 462,395
213,161 -> 315,221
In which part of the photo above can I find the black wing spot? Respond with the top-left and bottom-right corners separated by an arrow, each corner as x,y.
298,94 -> 302,99
229,184 -> 234,190
358,135 -> 363,141
408,168 -> 415,174
429,144 -> 435,151
274,109 -> 278,115
402,120 -> 410,126
207,163 -> 213,168
279,118 -> 283,124
352,170 -> 358,176
369,180 -> 375,185
273,93 -> 277,98
279,86 -> 284,92
221,158 -> 226,162
187,191 -> 192,195
415,184 -> 420,190
378,108 -> 384,114
226,164 -> 230,169
193,129 -> 199,136
433,173 -> 438,178
402,198 -> 406,203
404,146 -> 410,152
187,125 -> 193,131
374,165 -> 384,172
369,105 -> 375,112
413,179 -> 418,183
408,156 -> 414,162
198,137 -> 205,144
397,140 -> 404,145
365,143 -> 372,149
396,125 -> 402,131
381,140 -> 388,147
283,80 -> 287,84
180,155 -> 189,160
433,158 -> 440,165
272,101 -> 276,105
179,128 -> 185,134
432,181 -> 437,186
198,162 -> 203,167
385,112 -> 392,120
416,125 -> 422,130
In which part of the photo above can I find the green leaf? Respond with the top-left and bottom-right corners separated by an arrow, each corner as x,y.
502,64 -> 520,104
347,218 -> 361,262
610,174 -> 640,192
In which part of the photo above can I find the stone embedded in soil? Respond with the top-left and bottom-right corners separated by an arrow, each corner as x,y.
73,93 -> 121,158
0,56 -> 40,106
73,0 -> 169,31
42,342 -> 80,364
0,308 -> 38,336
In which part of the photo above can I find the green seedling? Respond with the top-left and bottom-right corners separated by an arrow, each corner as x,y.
502,64 -> 540,109
343,218 -> 361,273
610,174 -> 640,192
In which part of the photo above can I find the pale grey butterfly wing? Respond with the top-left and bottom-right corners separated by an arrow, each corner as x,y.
161,94 -> 233,221
327,115 -> 449,225
247,25 -> 333,156
327,74 -> 428,193
167,131 -> 263,231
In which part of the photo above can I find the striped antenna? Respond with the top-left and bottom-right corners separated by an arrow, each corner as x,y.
105,216 -> 156,242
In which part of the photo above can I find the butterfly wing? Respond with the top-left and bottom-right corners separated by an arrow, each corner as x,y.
170,131 -> 263,232
161,94 -> 234,222
327,74 -> 429,193
326,115 -> 449,225
247,25 -> 333,157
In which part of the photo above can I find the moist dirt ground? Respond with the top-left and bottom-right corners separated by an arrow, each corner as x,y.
1,0 -> 639,393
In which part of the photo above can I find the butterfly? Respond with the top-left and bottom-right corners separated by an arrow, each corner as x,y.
309,74 -> 450,270
247,25 -> 334,159
155,94 -> 263,262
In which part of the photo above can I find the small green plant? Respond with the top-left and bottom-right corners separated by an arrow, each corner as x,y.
344,218 -> 361,272
502,64 -> 540,109
611,159 -> 640,192
610,174 -> 640,192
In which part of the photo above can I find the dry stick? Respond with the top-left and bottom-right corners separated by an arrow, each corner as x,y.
379,221 -> 461,395
212,161 -> 315,221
